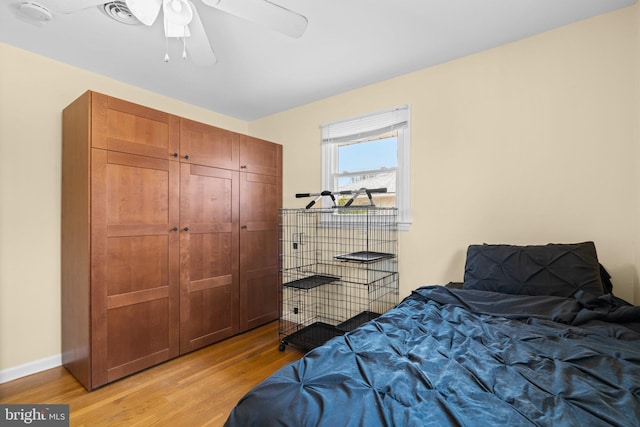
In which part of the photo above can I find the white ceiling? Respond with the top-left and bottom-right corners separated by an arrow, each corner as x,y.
0,0 -> 636,120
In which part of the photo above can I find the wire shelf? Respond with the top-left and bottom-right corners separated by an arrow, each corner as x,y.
279,207 -> 398,351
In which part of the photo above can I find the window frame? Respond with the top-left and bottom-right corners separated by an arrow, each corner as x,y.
321,105 -> 411,230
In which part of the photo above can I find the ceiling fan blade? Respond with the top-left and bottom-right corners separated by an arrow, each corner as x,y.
185,1 -> 217,66
126,0 -> 162,25
201,0 -> 308,38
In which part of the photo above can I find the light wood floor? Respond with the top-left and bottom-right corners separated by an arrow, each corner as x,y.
0,321 -> 304,426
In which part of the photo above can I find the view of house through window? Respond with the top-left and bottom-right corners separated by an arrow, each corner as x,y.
335,133 -> 397,207
321,105 -> 410,229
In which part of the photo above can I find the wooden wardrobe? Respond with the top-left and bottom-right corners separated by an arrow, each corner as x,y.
61,91 -> 281,390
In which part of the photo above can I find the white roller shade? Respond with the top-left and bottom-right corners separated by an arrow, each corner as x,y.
321,105 -> 409,144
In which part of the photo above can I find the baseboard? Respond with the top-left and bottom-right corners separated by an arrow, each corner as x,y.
0,354 -> 62,384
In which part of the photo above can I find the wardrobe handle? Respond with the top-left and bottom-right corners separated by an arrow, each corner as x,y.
241,225 -> 248,230
171,227 -> 178,232
184,154 -> 190,160
240,165 -> 247,169
172,152 -> 178,158
183,227 -> 190,232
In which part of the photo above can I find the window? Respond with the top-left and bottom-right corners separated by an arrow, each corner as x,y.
321,105 -> 411,230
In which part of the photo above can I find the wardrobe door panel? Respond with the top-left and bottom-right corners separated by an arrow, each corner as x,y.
91,92 -> 179,160
106,235 -> 168,295
187,286 -> 235,349
91,149 -> 180,388
239,172 -> 281,331
180,163 -> 239,353
243,254 -> 279,328
106,299 -> 171,382
180,118 -> 239,169
239,135 -> 282,176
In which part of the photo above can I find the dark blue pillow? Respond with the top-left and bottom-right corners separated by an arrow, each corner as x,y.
463,242 -> 605,298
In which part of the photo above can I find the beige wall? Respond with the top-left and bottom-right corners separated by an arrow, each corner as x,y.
250,6 -> 639,304
0,43 -> 247,371
0,3 -> 638,374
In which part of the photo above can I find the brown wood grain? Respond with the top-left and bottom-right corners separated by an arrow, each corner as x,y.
239,169 -> 282,331
92,92 -> 179,159
1,322 -> 303,427
180,162 -> 240,354
180,118 -> 239,169
62,91 -> 283,391
91,148 -> 181,388
239,135 -> 282,176
61,91 -> 92,390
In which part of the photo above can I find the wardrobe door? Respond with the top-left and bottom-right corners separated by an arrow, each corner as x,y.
91,150 -> 180,388
180,163 -> 240,353
239,171 -> 282,331
180,118 -> 239,169
239,135 -> 282,176
91,92 -> 180,160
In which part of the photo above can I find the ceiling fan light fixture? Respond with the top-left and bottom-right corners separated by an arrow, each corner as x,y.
163,0 -> 192,26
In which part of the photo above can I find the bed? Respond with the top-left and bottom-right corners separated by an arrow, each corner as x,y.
224,242 -> 640,426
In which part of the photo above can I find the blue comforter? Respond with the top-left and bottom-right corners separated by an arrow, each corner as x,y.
225,286 -> 640,426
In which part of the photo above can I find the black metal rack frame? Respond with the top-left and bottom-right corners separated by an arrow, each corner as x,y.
279,206 -> 398,351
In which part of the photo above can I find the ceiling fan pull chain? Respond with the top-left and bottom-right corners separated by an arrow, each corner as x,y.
182,35 -> 187,60
164,37 -> 170,62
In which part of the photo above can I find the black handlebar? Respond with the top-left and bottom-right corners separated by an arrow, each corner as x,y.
294,188 -> 387,209
295,188 -> 387,198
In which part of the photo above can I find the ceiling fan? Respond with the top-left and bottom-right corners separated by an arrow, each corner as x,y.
17,0 -> 308,66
